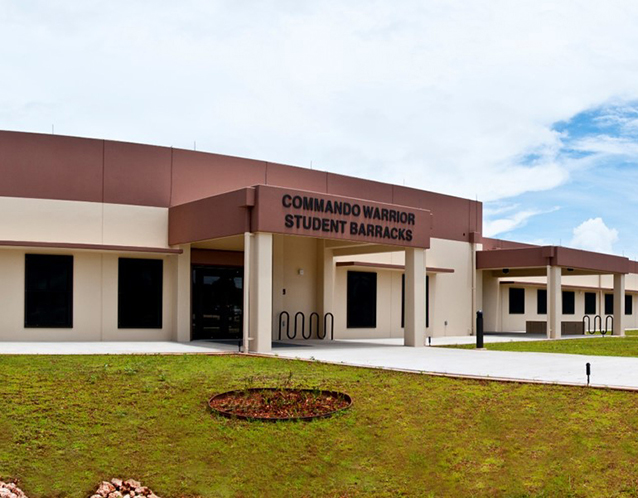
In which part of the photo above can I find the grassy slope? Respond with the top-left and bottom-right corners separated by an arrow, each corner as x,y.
1,355 -> 638,497
446,330 -> 638,357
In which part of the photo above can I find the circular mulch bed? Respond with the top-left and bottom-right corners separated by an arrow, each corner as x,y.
209,388 -> 352,421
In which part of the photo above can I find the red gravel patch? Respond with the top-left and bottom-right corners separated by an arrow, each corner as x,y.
209,388 -> 352,421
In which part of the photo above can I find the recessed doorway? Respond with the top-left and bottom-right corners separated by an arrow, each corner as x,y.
192,266 -> 243,340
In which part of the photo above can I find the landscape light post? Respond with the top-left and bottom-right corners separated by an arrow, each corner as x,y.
476,310 -> 484,349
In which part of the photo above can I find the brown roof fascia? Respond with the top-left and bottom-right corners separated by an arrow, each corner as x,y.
0,130 -> 482,244
481,237 -> 538,250
336,261 -> 454,273
0,240 -> 182,254
477,245 -> 631,275
168,187 -> 255,245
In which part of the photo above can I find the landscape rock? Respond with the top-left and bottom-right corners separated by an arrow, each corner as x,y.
92,479 -> 161,498
0,482 -> 27,498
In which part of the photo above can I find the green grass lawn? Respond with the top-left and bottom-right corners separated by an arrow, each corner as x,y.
445,330 -> 638,357
2,355 -> 638,497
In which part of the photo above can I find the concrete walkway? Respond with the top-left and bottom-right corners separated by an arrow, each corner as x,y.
1,336 -> 636,391
0,341 -> 237,355
270,338 -> 638,390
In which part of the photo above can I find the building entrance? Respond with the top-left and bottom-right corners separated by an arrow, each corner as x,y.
192,266 -> 243,340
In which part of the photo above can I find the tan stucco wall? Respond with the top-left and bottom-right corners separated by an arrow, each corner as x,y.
271,235 -> 320,339
0,196 -> 169,248
482,273 -> 638,332
331,238 -> 475,339
0,247 -> 177,341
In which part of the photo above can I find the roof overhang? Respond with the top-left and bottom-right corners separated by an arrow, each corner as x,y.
169,185 -> 432,249
477,246 -> 630,276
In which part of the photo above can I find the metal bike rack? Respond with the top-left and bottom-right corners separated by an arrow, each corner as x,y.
590,314 -> 612,336
323,312 -> 335,340
307,312 -> 319,340
583,314 -> 592,334
294,311 -> 305,340
278,311 -> 290,341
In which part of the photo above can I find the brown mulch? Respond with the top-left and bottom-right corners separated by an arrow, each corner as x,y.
209,388 -> 350,419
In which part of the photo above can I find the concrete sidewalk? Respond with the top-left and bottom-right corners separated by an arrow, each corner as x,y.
271,338 -> 638,390
1,336 -> 635,391
0,341 -> 236,355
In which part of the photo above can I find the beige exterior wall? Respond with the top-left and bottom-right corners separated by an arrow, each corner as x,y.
0,196 -> 169,248
271,235 -> 320,339
331,238 -> 475,339
0,247 -> 177,341
482,274 -> 638,333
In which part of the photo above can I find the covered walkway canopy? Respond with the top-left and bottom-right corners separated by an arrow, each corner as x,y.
477,246 -> 631,338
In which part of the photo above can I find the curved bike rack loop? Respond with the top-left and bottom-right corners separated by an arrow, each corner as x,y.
278,311 -> 290,341
583,315 -> 592,334
605,315 -> 614,336
324,312 -> 335,341
293,311 -> 305,340
307,312 -> 319,340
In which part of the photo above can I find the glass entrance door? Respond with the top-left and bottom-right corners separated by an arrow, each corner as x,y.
192,266 -> 243,340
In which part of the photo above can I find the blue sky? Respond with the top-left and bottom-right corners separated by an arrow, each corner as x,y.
484,102 -> 638,257
2,1 -> 638,257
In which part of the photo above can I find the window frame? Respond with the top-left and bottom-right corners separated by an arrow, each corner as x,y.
24,254 -> 74,328
346,271 -> 377,329
562,291 -> 575,315
605,294 -> 613,315
537,289 -> 547,315
118,258 -> 164,329
584,292 -> 596,315
508,287 -> 525,315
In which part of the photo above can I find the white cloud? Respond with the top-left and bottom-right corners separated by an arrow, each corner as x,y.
483,207 -> 559,237
570,218 -> 619,254
1,1 -> 638,204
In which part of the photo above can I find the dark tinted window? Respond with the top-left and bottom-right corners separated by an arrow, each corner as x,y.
118,258 -> 163,328
584,292 -> 596,315
347,271 -> 376,328
605,294 -> 613,315
509,288 -> 525,314
25,254 -> 73,328
537,289 -> 547,315
626,295 -> 633,315
562,291 -> 575,315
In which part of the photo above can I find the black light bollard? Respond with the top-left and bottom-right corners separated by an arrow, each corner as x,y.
586,362 -> 591,386
476,310 -> 484,349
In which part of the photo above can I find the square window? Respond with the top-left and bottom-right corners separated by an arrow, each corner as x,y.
118,258 -> 163,329
562,291 -> 575,315
347,271 -> 377,328
25,254 -> 73,328
509,288 -> 525,314
537,289 -> 547,315
605,294 -> 613,315
584,292 -> 596,315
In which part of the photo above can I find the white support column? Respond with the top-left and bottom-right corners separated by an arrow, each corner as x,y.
614,273 -> 626,337
249,232 -> 273,353
174,244 -> 191,343
547,265 -> 561,339
404,248 -> 426,347
242,232 -> 252,352
322,246 -> 335,338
